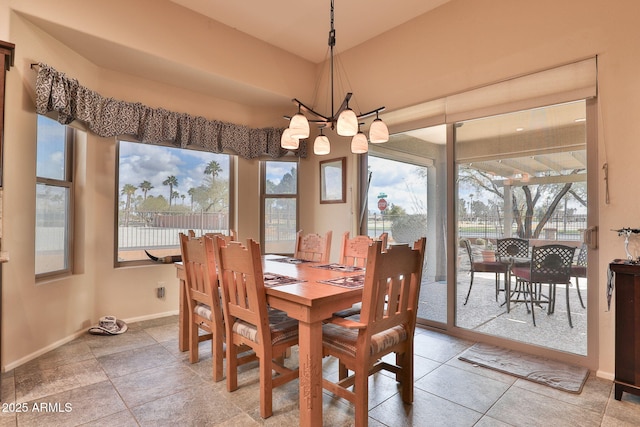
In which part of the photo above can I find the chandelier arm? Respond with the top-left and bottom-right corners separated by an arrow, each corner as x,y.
292,98 -> 330,122
331,92 -> 353,121
283,115 -> 329,124
356,106 -> 386,120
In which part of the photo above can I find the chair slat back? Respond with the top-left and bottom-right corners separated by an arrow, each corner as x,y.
205,231 -> 237,244
378,232 -> 389,251
530,244 -> 575,283
360,238 -> 426,336
179,233 -> 222,322
496,237 -> 529,258
214,238 -> 269,340
294,230 -> 332,262
339,232 -> 376,267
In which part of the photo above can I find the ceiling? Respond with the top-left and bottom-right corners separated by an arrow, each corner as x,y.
21,0 -> 452,111
169,0 -> 452,63
22,0 -> 588,180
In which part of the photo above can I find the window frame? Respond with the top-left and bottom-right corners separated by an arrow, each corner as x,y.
114,140 -> 235,267
260,159 -> 299,255
35,115 -> 75,280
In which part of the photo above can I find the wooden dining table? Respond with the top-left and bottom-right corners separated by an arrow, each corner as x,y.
175,254 -> 365,427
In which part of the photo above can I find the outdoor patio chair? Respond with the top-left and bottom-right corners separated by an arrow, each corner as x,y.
461,239 -> 508,305
571,243 -> 587,309
496,237 -> 530,302
510,244 -> 576,327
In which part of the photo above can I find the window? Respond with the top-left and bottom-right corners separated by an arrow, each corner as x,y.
36,115 -> 74,277
116,141 -> 232,264
261,160 -> 298,254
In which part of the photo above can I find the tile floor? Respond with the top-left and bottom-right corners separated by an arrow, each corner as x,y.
1,315 -> 639,426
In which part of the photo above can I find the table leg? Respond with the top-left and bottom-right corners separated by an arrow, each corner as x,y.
298,320 -> 324,427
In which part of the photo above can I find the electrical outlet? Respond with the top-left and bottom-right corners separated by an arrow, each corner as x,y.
156,283 -> 165,299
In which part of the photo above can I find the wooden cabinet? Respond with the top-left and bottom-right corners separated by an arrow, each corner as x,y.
610,261 -> 640,400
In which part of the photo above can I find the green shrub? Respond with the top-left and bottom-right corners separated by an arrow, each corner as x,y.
391,214 -> 427,244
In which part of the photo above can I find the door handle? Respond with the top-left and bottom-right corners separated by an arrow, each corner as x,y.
583,226 -> 598,249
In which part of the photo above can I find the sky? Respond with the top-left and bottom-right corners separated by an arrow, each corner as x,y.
36,115 -> 67,180
116,140 -> 426,212
118,141 -> 230,200
367,156 -> 427,215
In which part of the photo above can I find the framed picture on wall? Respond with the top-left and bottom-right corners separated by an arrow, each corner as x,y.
320,157 -> 346,204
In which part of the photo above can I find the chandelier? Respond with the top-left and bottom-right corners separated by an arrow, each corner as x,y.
280,0 -> 389,155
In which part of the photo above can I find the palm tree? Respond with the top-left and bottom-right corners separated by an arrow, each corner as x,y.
139,180 -> 153,200
121,184 -> 137,226
188,187 -> 196,210
204,160 -> 222,183
163,175 -> 178,206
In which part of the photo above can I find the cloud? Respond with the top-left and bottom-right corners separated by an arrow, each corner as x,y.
118,142 -> 229,198
368,156 -> 427,214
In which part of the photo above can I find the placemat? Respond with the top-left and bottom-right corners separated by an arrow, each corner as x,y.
319,274 -> 365,289
263,273 -> 305,288
313,263 -> 364,273
269,257 -> 312,264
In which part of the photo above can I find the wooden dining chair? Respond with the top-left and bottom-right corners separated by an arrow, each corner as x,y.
339,231 -> 388,267
294,230 -> 332,262
461,239 -> 508,305
333,231 -> 390,318
214,237 -> 299,419
179,232 -> 226,381
510,244 -> 576,327
321,238 -> 426,427
204,230 -> 237,242
377,231 -> 389,251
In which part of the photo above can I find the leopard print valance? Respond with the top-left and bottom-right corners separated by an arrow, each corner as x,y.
34,63 -> 306,159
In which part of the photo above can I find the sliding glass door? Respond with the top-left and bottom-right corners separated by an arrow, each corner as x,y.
454,100 -> 589,355
366,124 -> 447,325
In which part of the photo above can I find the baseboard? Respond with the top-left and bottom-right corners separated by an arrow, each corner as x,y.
3,329 -> 87,372
2,310 -> 179,373
596,369 -> 615,381
122,310 -> 178,324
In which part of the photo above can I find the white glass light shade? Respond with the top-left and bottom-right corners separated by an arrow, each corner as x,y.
289,113 -> 310,139
314,134 -> 330,155
350,132 -> 368,154
369,118 -> 389,143
280,128 -> 299,150
336,108 -> 358,136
